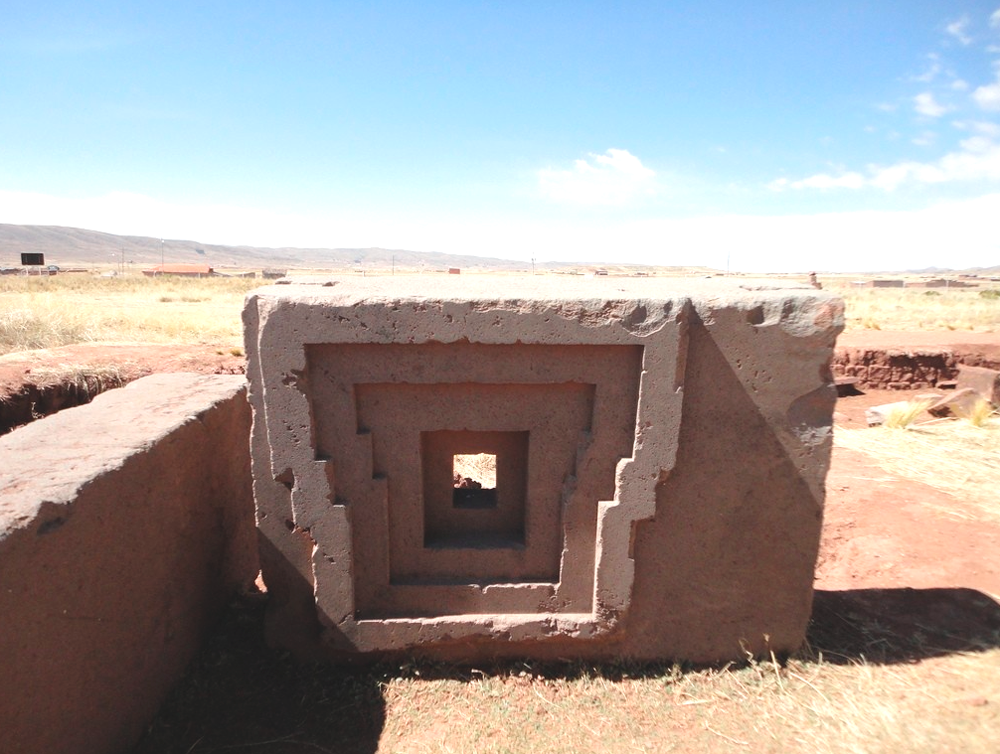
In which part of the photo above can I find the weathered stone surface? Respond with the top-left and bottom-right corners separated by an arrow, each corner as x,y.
244,277 -> 843,663
831,348 -> 955,390
0,374 -> 257,754
957,365 -> 1000,406
927,387 -> 984,418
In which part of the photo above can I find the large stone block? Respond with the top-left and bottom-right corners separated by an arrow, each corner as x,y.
0,374 -> 257,754
957,364 -> 1000,406
244,277 -> 843,662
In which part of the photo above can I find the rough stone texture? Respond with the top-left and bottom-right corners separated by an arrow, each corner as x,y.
831,346 -> 1000,391
957,365 -> 1000,406
927,388 -> 985,418
0,374 -> 257,754
245,277 -> 843,663
831,347 -> 956,390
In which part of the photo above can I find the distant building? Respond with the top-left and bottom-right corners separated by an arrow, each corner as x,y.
448,268 -> 461,275
142,264 -> 214,278
262,268 -> 287,279
856,279 -> 904,288
905,278 -> 974,288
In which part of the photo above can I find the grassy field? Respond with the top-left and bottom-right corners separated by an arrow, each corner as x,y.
2,273 -> 998,357
830,284 -> 1000,332
0,273 -> 259,354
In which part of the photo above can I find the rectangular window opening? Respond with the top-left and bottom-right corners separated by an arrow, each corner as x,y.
453,453 -> 498,509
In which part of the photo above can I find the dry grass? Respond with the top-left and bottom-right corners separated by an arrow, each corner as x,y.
376,651 -> 1000,754
835,416 -> 1000,523
834,286 -> 1000,332
953,398 -> 998,428
25,362 -> 132,393
0,274 -> 258,354
137,592 -> 1000,754
882,399 -> 933,429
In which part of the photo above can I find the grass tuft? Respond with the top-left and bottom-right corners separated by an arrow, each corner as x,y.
882,399 -> 932,429
953,398 -> 998,428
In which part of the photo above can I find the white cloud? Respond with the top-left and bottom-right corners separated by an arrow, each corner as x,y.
770,137 -> 1000,192
911,131 -> 936,146
946,15 -> 972,45
954,120 -> 1000,137
952,78 -> 969,91
912,55 -> 941,83
768,172 -> 866,191
973,73 -> 1000,111
991,8 -> 1000,28
973,121 -> 1000,137
537,149 -> 658,206
914,92 -> 949,117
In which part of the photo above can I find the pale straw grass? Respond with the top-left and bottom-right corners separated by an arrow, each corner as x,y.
835,416 -> 1000,522
834,287 -> 1000,332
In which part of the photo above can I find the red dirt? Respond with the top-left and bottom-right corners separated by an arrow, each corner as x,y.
836,329 -> 1000,367
0,343 -> 245,397
0,343 -> 245,434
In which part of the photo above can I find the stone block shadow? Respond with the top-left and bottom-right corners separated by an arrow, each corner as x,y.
131,538 -> 385,754
806,587 -> 1000,664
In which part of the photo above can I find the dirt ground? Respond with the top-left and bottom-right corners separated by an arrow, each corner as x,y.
0,343 -> 245,398
4,336 -> 999,752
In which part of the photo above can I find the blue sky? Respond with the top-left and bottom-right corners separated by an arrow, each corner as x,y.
2,2 -> 1000,271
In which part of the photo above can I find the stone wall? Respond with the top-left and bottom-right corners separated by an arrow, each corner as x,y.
245,277 -> 843,664
832,347 -> 1000,390
832,348 -> 957,390
0,374 -> 257,754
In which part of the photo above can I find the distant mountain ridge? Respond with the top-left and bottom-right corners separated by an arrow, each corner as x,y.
0,223 -> 535,271
4,223 -> 996,275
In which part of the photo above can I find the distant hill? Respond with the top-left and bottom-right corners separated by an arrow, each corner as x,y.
0,223 -> 536,272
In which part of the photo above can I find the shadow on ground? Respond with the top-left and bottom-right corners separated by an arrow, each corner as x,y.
132,586 -> 1000,752
131,596 -> 386,754
807,587 -> 1000,664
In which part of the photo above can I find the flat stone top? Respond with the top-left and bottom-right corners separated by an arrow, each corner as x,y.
251,275 -> 832,307
0,373 -> 246,538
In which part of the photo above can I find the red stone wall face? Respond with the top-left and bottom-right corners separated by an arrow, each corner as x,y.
0,375 -> 257,754
832,347 -> 1000,390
